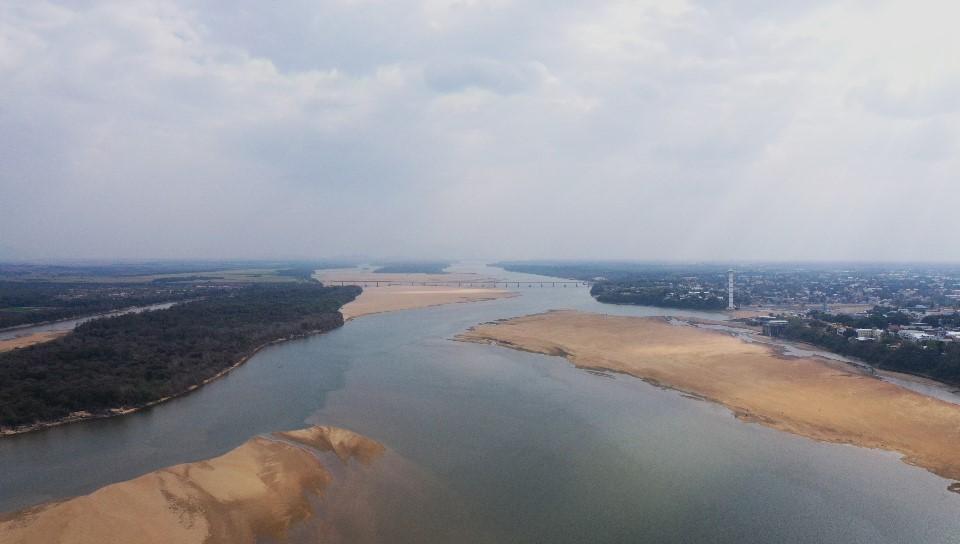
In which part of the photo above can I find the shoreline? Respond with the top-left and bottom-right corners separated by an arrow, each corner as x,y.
687,316 -> 960,393
0,323 -> 344,438
457,310 -> 960,491
0,425 -> 389,543
0,330 -> 70,353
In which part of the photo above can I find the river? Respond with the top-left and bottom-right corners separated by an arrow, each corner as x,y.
1,264 -> 958,543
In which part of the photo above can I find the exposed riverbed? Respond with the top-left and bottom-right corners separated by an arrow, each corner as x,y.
1,264 -> 958,543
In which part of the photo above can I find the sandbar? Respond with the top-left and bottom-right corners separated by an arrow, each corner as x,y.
0,331 -> 68,353
0,426 -> 385,544
457,310 -> 960,488
315,268 -> 515,320
340,285 -> 515,320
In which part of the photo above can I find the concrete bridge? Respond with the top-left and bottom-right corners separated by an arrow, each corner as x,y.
330,280 -> 590,288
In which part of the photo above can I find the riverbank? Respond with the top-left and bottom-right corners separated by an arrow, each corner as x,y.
0,330 -> 68,352
0,426 -> 386,544
0,326 -> 344,437
457,310 -> 960,490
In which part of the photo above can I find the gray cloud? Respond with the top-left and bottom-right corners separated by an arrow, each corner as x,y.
1,0 -> 959,262
424,59 -> 543,94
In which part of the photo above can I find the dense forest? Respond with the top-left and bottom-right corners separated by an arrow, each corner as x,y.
0,281 -> 202,329
0,261 -> 360,329
0,283 -> 359,428
782,318 -> 960,385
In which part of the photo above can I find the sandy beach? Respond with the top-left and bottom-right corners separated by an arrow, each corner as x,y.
0,426 -> 386,544
457,310 -> 960,489
0,330 -> 68,353
315,268 -> 515,320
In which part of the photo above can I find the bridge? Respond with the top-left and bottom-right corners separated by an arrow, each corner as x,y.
330,280 -> 590,288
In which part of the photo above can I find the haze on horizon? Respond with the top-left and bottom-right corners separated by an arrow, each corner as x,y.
2,1 -> 959,263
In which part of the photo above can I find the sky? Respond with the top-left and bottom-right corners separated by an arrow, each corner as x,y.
1,0 -> 959,262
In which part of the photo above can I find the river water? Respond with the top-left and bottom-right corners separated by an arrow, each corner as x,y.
1,264 -> 958,543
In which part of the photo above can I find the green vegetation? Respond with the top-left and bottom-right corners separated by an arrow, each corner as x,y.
781,317 -> 960,386
0,283 -> 360,428
591,283 -> 728,310
0,261 -> 359,329
923,312 -> 960,328
805,306 -> 912,329
0,281 -> 201,329
374,261 -> 450,274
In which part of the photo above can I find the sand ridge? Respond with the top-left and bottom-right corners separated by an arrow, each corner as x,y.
457,310 -> 960,489
0,426 -> 385,544
315,268 -> 516,320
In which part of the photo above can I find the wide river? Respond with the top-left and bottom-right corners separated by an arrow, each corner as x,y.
1,264 -> 959,543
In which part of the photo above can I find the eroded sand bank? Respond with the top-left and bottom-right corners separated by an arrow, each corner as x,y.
315,268 -> 515,320
457,310 -> 960,489
0,330 -> 68,353
340,285 -> 515,320
0,426 -> 386,544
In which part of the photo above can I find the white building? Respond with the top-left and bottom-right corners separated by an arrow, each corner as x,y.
855,328 -> 883,340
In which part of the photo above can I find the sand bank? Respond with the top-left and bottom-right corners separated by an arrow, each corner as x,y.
0,426 -> 385,544
457,310 -> 960,488
0,330 -> 68,352
340,285 -> 515,320
314,268 -> 515,320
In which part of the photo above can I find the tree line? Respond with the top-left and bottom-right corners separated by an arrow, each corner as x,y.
0,283 -> 360,428
782,318 -> 960,385
0,281 -> 203,329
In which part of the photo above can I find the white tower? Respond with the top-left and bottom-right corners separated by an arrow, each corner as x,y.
727,269 -> 735,310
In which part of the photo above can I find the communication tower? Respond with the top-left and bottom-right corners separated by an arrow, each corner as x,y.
727,269 -> 735,310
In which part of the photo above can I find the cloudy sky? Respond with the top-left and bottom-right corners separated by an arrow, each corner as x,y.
1,1 -> 958,262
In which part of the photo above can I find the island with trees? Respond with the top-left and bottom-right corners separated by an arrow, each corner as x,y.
0,282 -> 360,432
